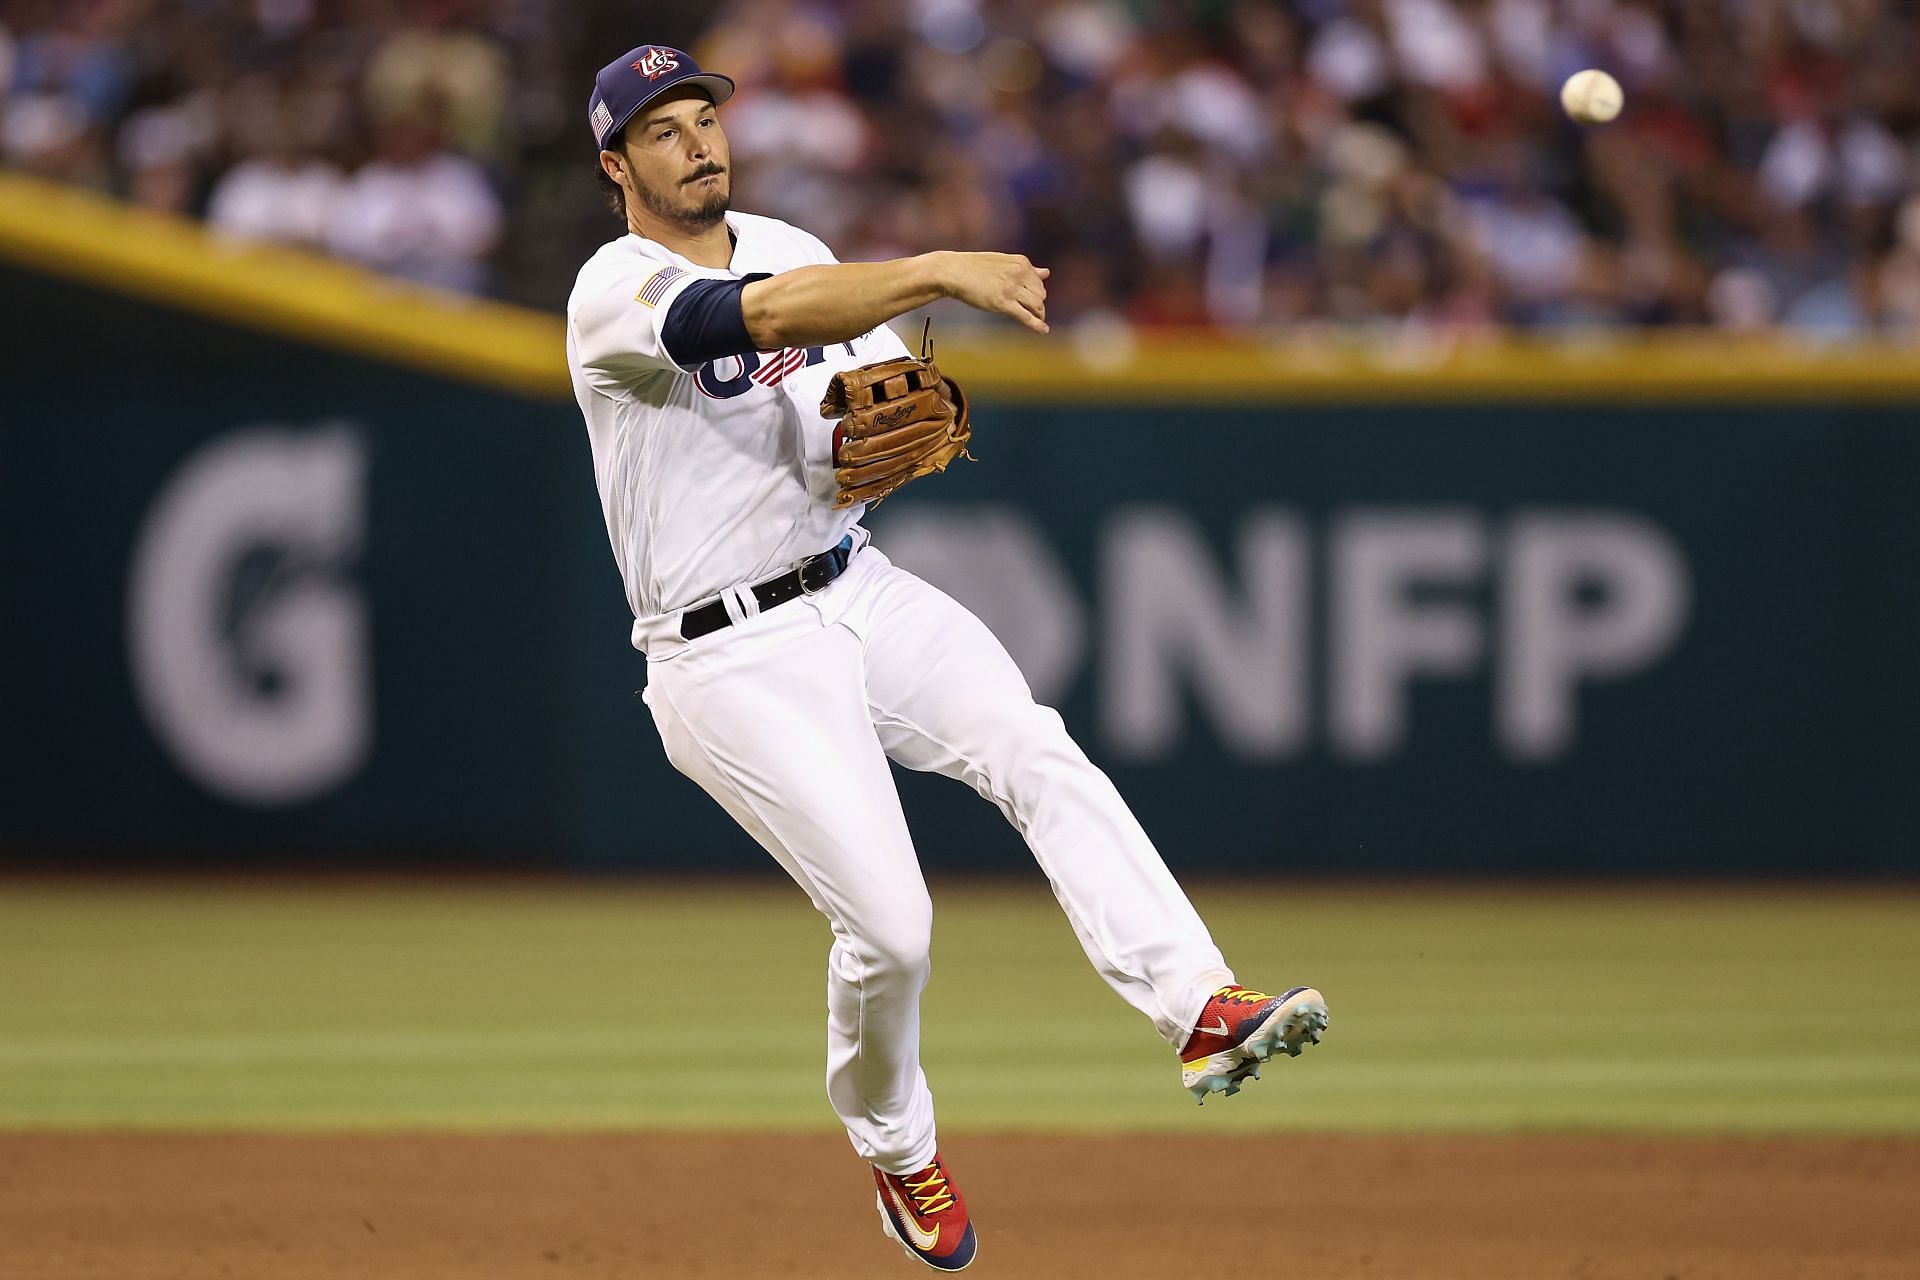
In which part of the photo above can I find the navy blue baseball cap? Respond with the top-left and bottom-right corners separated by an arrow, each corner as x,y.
589,45 -> 735,152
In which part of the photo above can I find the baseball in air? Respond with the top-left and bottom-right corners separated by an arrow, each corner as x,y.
1560,69 -> 1623,124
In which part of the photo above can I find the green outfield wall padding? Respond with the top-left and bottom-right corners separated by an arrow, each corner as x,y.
3,254 -> 1918,873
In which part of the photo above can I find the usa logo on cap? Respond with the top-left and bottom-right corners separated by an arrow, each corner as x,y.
587,44 -> 737,151
633,47 -> 680,79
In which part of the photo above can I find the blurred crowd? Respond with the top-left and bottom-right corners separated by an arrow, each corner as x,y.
6,0 -> 1920,335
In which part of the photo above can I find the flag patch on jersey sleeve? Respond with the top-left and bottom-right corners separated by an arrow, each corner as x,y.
635,266 -> 686,308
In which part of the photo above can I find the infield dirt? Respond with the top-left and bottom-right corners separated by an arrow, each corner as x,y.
3,1132 -> 1914,1279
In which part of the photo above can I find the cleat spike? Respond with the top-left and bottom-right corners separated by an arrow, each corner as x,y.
1178,987 -> 1330,1103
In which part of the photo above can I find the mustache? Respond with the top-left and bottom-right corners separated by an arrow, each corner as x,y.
683,164 -> 726,185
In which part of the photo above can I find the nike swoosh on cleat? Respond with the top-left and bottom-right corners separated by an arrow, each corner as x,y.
883,1182 -> 941,1252
1195,1017 -> 1230,1037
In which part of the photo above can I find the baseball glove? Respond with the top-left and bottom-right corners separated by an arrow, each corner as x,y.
819,321 -> 971,508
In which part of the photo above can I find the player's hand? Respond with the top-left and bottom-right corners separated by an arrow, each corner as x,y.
940,252 -> 1050,335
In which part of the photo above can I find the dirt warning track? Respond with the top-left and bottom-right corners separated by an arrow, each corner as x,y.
3,1132 -> 1915,1279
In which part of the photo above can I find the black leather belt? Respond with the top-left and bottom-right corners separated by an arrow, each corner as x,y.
679,535 -> 858,641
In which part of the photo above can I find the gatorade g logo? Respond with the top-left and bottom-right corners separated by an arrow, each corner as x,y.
633,47 -> 680,79
127,425 -> 371,805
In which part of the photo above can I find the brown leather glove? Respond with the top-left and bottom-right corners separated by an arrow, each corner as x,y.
819,323 -> 971,508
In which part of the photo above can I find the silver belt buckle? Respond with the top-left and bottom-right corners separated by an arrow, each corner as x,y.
799,556 -> 830,595
800,537 -> 851,596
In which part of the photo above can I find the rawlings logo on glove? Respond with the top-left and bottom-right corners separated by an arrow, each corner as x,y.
819,321 -> 972,509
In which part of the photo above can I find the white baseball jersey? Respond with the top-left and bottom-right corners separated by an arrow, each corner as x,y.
565,211 -> 911,653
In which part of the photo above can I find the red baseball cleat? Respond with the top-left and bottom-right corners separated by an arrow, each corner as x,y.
873,1151 -> 977,1271
1179,984 -> 1329,1103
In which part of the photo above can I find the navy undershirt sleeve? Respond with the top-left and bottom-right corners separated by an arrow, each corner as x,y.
660,272 -> 774,368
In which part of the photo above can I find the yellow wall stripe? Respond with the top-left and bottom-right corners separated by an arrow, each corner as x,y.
3,171 -> 1917,405
944,329 -> 1920,404
0,171 -> 568,399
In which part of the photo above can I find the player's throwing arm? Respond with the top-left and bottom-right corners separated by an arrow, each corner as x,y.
742,251 -> 1051,346
743,253 -> 1050,508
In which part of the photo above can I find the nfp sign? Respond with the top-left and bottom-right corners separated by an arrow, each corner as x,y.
875,504 -> 1691,765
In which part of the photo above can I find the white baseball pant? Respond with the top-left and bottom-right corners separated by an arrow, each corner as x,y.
642,546 -> 1233,1174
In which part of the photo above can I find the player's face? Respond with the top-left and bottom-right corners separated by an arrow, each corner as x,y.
614,88 -> 732,231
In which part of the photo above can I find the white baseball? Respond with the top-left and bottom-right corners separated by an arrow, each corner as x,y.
1560,69 -> 1623,125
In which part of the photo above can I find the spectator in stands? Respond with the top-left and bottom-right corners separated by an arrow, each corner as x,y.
116,92 -> 215,215
325,99 -> 502,294
206,92 -> 345,249
361,0 -> 511,167
1,0 -> 127,188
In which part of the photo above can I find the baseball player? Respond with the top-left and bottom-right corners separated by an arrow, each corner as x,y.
566,44 -> 1329,1272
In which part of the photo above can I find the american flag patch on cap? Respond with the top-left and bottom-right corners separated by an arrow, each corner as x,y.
635,265 -> 686,307
590,99 -> 614,143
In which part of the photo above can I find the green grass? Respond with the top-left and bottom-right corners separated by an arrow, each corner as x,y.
0,879 -> 1915,1132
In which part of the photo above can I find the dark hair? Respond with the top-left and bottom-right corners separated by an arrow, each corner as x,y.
595,129 -> 626,216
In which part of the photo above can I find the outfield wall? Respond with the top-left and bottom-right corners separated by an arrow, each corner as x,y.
3,177 -> 1916,873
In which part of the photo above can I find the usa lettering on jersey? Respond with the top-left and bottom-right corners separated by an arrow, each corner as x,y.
694,342 -> 857,399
